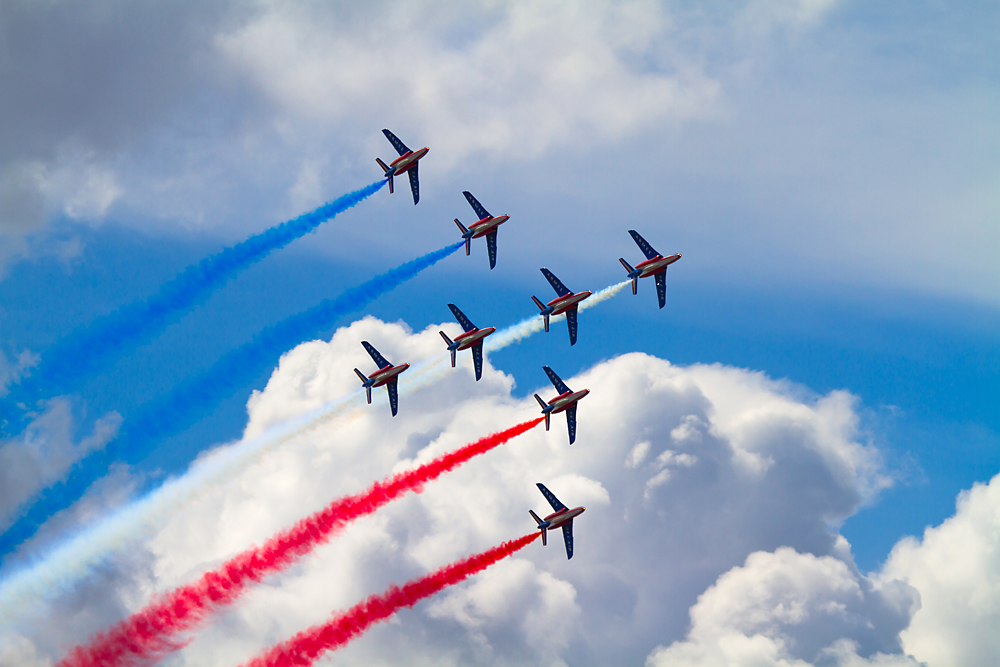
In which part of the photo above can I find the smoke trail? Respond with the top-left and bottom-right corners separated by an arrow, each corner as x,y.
243,533 -> 540,667
3,180 -> 386,411
0,241 -> 463,559
55,419 -> 543,667
0,280 -> 626,622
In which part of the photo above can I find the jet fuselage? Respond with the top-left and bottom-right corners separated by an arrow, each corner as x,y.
635,253 -> 682,278
451,327 -> 496,351
546,291 -> 592,316
388,147 -> 429,175
545,389 -> 590,415
467,214 -> 510,239
539,506 -> 586,530
366,364 -> 410,388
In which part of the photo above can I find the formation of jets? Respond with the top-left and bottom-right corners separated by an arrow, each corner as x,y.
370,130 -> 682,558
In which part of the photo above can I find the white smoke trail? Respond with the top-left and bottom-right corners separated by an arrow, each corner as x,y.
0,281 -> 629,623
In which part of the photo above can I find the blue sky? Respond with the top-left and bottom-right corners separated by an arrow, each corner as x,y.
1,2 -> 998,666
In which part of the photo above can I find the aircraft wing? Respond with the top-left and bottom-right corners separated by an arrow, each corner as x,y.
382,129 -> 410,157
655,270 -> 667,309
566,306 -> 578,346
542,366 -> 571,394
629,229 -> 660,260
362,341 -> 392,369
387,377 -> 399,416
540,268 -> 571,297
536,483 -> 568,512
448,303 -> 476,332
486,229 -> 498,270
566,404 -> 577,445
463,190 -> 491,220
408,163 -> 419,205
472,342 -> 484,381
562,520 -> 574,559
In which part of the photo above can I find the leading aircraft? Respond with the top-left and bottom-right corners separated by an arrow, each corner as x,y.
439,303 -> 496,381
354,341 -> 409,416
454,191 -> 510,269
619,229 -> 681,309
529,483 -> 585,559
534,365 -> 589,444
531,269 -> 592,346
375,129 -> 429,205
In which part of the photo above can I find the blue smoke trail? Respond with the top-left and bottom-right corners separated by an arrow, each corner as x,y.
2,180 -> 386,415
0,241 -> 463,559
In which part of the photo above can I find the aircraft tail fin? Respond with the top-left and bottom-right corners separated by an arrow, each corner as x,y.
529,510 -> 547,546
534,394 -> 551,431
529,509 -> 544,526
531,296 -> 549,332
439,330 -> 454,346
375,158 -> 394,194
438,331 -> 458,368
355,369 -> 372,404
619,258 -> 638,295
454,219 -> 471,255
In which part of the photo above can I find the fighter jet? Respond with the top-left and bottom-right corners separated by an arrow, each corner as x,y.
619,230 -> 681,309
375,129 -> 429,205
453,191 -> 510,269
354,341 -> 409,416
534,366 -> 590,444
531,269 -> 592,346
529,483 -> 585,559
439,303 -> 496,381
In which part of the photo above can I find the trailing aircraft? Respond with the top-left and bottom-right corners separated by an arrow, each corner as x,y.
529,482 -> 585,559
354,341 -> 409,416
619,229 -> 681,309
439,303 -> 496,381
453,191 -> 510,269
531,269 -> 592,346
534,365 -> 589,444
375,129 -> 429,205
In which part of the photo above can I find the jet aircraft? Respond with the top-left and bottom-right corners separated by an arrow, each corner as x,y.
375,129 -> 429,205
529,483 -> 585,559
454,191 -> 510,269
534,365 -> 590,444
619,229 -> 682,309
531,269 -> 592,346
354,341 -> 409,416
439,303 -> 496,381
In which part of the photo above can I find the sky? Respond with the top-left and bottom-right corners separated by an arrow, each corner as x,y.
0,1 -> 998,665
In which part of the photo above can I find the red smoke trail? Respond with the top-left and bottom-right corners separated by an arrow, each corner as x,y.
243,533 -> 540,667
57,418 -> 544,667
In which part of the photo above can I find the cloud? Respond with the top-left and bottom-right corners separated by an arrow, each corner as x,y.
0,399 -> 121,531
646,547 -> 921,667
5,315 -> 918,666
879,472 -> 1000,667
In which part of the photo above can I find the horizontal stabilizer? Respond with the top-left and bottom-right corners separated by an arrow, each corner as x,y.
534,393 -> 548,410
531,295 -> 546,312
439,330 -> 454,346
354,368 -> 368,383
619,257 -> 635,274
529,509 -> 544,526
375,157 -> 390,174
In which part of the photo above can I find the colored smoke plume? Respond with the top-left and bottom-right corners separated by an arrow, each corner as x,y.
0,279 -> 628,620
5,180 -> 386,410
0,240 -> 462,559
55,418 -> 544,667
243,533 -> 540,667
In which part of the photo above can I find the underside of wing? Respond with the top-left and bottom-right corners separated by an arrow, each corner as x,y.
655,270 -> 667,309
463,190 -> 491,220
486,229 -> 498,269
536,482 -> 568,512
566,404 -> 577,445
408,164 -> 419,205
566,306 -> 578,346
387,378 -> 399,416
382,128 -> 410,156
448,303 -> 476,332
472,343 -> 484,381
562,521 -> 574,559
362,341 -> 392,369
540,268 -> 571,297
629,229 -> 660,260
542,365 -> 571,394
